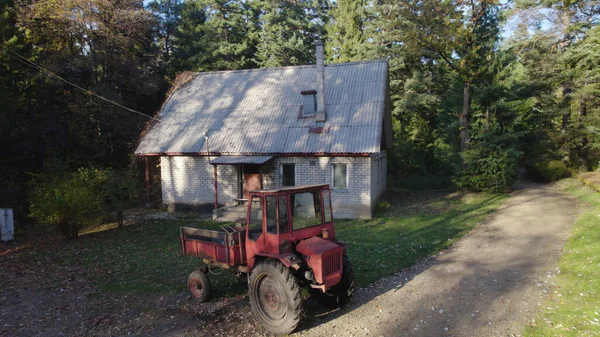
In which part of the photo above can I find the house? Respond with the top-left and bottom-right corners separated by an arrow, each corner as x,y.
135,43 -> 393,218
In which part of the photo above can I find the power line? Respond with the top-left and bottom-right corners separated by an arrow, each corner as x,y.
0,46 -> 161,122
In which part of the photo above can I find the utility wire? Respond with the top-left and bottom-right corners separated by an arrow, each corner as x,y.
1,45 -> 160,122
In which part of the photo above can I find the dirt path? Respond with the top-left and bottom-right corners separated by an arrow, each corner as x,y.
291,181 -> 579,337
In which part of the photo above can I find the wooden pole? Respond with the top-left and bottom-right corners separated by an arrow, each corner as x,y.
213,165 -> 218,210
145,156 -> 151,208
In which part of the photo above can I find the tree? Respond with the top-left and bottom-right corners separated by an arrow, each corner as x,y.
254,0 -> 328,67
392,0 -> 502,151
0,0 -> 37,216
170,0 -> 208,72
185,0 -> 259,71
148,0 -> 183,77
507,0 -> 600,171
16,0 -> 164,169
326,0 -> 372,62
561,25 -> 600,169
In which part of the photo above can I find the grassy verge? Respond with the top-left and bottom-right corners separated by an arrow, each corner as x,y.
578,172 -> 600,193
69,219 -> 245,298
4,190 -> 507,300
525,179 -> 600,337
339,191 -> 507,285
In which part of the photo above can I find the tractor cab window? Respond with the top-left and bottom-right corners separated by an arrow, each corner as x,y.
323,190 -> 332,223
292,191 -> 322,230
266,196 -> 277,234
279,195 -> 290,233
248,196 -> 263,240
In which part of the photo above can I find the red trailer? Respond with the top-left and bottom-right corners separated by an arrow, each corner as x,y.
180,184 -> 354,335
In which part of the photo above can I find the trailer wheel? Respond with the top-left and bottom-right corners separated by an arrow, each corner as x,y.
249,260 -> 303,335
188,270 -> 211,303
310,255 -> 355,308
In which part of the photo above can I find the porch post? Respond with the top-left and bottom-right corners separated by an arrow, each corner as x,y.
144,156 -> 151,208
213,164 -> 218,210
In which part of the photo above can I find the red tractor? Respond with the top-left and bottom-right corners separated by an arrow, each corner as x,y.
180,184 -> 355,334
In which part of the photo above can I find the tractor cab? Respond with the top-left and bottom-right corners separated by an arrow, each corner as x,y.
244,184 -> 347,293
245,184 -> 336,262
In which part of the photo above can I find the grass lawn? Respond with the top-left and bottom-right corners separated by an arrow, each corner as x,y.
340,190 -> 508,285
5,189 -> 508,301
525,178 -> 600,337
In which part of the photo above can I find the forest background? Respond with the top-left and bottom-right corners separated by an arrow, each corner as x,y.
1,0 -> 599,233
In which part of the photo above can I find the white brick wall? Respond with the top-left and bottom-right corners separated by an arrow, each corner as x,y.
160,154 -> 387,218
370,152 -> 388,210
161,156 -> 238,206
259,156 -> 374,219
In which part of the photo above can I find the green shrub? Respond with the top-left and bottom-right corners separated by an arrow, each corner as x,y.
105,170 -> 140,227
29,168 -> 108,238
526,160 -> 568,182
454,143 -> 521,193
376,201 -> 391,211
29,167 -> 140,238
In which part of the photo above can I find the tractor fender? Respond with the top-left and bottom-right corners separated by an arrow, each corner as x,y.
251,252 -> 301,271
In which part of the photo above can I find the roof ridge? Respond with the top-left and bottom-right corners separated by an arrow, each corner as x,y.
192,59 -> 388,77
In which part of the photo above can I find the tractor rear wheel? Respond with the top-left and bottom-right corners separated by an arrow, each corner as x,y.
310,255 -> 355,308
248,260 -> 303,335
188,270 -> 211,303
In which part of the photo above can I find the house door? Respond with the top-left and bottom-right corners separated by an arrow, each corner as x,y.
243,165 -> 262,200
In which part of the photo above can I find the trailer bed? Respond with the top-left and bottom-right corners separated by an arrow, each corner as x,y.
180,226 -> 246,267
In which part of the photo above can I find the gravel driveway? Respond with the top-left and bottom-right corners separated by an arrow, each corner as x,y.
291,181 -> 578,337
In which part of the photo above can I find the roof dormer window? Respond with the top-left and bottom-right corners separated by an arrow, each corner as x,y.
301,90 -> 317,117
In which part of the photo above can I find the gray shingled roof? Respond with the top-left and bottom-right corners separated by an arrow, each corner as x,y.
135,60 -> 390,155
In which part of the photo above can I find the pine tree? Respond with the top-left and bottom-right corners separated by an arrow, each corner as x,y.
148,0 -> 183,77
326,0 -> 371,62
254,0 -> 328,67
171,0 -> 208,72
194,0 -> 259,71
391,0 -> 502,152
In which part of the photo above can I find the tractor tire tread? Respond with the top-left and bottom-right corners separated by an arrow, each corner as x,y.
188,270 -> 212,303
249,259 -> 303,335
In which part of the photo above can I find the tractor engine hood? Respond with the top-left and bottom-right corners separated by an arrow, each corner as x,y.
296,237 -> 344,288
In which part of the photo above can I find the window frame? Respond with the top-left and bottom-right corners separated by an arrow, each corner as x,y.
265,195 -> 277,234
331,163 -> 348,189
291,191 -> 323,230
301,93 -> 317,117
248,196 -> 263,241
280,163 -> 296,187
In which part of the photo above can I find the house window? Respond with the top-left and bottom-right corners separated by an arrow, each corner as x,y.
280,164 -> 295,186
331,164 -> 348,189
301,90 -> 317,117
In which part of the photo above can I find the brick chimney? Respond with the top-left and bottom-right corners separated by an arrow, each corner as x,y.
315,40 -> 326,122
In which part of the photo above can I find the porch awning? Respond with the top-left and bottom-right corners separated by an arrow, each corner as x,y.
209,156 -> 274,165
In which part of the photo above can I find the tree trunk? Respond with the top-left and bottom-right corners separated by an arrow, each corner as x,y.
460,81 -> 470,151
560,85 -> 571,131
485,105 -> 490,132
118,211 -> 123,228
580,97 -> 590,170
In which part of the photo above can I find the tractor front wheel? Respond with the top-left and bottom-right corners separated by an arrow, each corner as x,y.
248,260 -> 303,335
310,255 -> 355,308
188,270 -> 212,303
